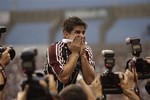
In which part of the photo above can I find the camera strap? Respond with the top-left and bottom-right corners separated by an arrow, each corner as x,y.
0,66 -> 7,91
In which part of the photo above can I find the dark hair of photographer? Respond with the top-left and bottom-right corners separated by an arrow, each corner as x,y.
59,84 -> 88,100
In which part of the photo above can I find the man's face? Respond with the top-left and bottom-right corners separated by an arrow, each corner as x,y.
64,25 -> 85,40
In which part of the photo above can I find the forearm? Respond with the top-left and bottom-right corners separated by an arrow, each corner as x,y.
0,91 -> 3,100
123,89 -> 140,100
0,73 -> 4,100
59,53 -> 79,83
0,70 -> 5,100
81,55 -> 95,84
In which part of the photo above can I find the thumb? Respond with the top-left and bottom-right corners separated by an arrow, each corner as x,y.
118,72 -> 124,80
2,47 -> 10,54
24,85 -> 29,93
5,47 -> 11,52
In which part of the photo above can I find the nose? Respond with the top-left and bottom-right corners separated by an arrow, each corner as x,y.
79,32 -> 84,37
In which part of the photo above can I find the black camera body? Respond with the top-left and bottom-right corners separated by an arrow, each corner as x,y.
0,26 -> 15,60
100,50 -> 122,94
126,37 -> 150,79
20,47 -> 52,100
20,47 -> 37,76
21,70 -> 52,100
0,26 -> 6,34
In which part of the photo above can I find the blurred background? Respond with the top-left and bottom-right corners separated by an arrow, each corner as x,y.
0,0 -> 150,99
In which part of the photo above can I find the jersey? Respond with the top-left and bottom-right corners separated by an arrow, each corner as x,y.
44,39 -> 95,92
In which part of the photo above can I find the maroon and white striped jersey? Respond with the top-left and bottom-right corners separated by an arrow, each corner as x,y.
44,39 -> 95,92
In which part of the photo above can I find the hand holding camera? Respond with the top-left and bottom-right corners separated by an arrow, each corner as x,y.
125,37 -> 150,79
20,47 -> 53,100
0,26 -> 16,93
100,50 -> 122,94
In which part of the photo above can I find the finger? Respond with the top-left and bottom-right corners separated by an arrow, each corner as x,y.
145,57 -> 150,63
49,74 -> 55,84
2,48 -> 10,55
92,74 -> 100,84
76,35 -> 82,45
81,36 -> 85,45
73,35 -> 79,44
49,74 -> 54,80
39,80 -> 47,88
145,57 -> 150,59
82,35 -> 85,42
118,72 -> 124,80
24,85 -> 29,93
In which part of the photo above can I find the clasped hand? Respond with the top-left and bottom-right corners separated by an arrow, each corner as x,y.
68,35 -> 86,56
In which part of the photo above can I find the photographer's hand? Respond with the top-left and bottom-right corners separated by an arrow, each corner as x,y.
91,74 -> 104,99
0,48 -> 11,99
145,56 -> 150,64
0,48 -> 11,67
39,74 -> 58,99
48,74 -> 57,94
125,69 -> 138,89
17,85 -> 29,100
39,74 -> 57,94
119,72 -> 140,100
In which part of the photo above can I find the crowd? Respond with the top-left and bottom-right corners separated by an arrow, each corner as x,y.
0,16 -> 150,100
2,49 -> 149,100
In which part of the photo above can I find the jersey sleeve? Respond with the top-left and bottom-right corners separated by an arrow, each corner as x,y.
86,45 -> 95,70
45,43 -> 63,76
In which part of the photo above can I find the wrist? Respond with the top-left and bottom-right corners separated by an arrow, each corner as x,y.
71,53 -> 79,57
81,54 -> 87,59
122,89 -> 134,96
96,95 -> 105,100
0,64 -> 4,72
0,68 -> 7,90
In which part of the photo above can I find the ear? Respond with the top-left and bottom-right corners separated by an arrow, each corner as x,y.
63,31 -> 69,39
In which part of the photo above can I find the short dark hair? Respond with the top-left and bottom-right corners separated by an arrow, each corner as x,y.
61,16 -> 87,33
59,84 -> 88,100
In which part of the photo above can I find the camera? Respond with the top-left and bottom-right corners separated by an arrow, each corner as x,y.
100,50 -> 122,94
126,37 -> 142,57
145,81 -> 150,95
126,37 -> 150,79
0,46 -> 16,60
0,26 -> 6,34
20,47 -> 52,100
0,26 -> 16,60
20,47 -> 37,76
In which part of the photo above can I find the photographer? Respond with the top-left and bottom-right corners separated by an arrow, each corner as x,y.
125,37 -> 150,98
0,48 -> 11,99
76,70 -> 140,100
19,47 -> 60,100
17,74 -> 58,100
76,49 -> 140,100
0,26 -> 13,100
